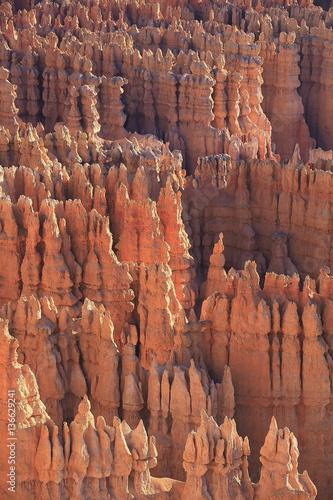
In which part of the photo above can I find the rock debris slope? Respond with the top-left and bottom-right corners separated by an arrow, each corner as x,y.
0,0 -> 333,497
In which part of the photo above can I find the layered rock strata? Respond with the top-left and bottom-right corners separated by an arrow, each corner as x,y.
1,0 -> 333,498
0,321 -> 316,499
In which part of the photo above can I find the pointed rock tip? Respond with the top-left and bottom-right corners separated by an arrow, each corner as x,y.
113,416 -> 121,428
270,416 -> 278,430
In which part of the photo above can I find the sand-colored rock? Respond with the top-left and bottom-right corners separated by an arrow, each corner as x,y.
182,410 -> 253,500
0,66 -> 20,136
260,33 -> 312,161
255,417 -> 317,499
2,0 -> 333,497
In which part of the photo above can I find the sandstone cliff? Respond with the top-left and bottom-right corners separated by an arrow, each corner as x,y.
1,0 -> 333,497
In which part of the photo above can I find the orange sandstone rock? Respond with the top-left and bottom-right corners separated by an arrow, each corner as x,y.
1,0 -> 333,497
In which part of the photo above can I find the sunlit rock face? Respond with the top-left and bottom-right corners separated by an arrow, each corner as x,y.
1,0 -> 333,497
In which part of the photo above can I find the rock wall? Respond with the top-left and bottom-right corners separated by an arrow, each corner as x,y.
0,321 -> 316,499
1,0 -> 333,498
2,0 -> 333,166
200,258 -> 333,495
0,0 -> 288,172
184,153 -> 333,281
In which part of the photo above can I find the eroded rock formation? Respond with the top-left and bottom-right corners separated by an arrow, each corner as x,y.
1,0 -> 333,497
0,321 -> 316,499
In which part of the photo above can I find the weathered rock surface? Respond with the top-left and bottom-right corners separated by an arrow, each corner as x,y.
1,0 -> 333,497
0,321 -> 316,499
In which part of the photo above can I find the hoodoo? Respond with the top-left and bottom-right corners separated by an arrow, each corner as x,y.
0,0 -> 333,498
